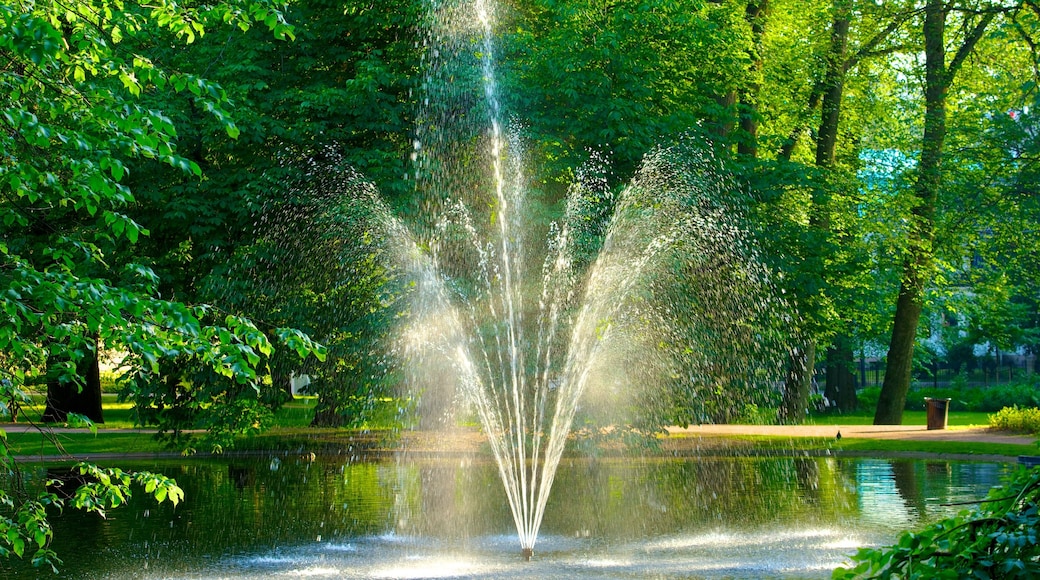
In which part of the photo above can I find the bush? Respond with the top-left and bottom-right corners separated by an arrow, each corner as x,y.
834,467 -> 1040,579
856,387 -> 880,413
857,377 -> 1040,414
977,381 -> 1040,412
904,387 -> 980,411
99,371 -> 123,394
989,406 -> 1040,435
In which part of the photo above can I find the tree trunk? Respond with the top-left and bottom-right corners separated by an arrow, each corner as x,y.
826,334 -> 857,411
780,342 -> 815,424
42,348 -> 105,424
816,2 -> 859,413
815,2 -> 849,168
711,91 -> 737,142
875,3 -> 945,424
874,1 -> 993,424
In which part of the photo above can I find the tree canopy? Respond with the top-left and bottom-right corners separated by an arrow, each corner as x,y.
4,0 -> 1040,569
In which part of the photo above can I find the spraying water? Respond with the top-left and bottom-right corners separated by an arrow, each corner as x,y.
404,0 -> 787,560
230,0 -> 787,561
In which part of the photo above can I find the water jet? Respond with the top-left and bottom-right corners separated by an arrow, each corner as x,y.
401,0 -> 790,560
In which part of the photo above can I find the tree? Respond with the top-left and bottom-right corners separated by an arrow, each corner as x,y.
212,155 -> 410,429
112,0 -> 422,431
814,1 -> 913,413
875,1 -> 1000,424
503,0 -> 753,184
752,0 -> 909,422
0,0 -> 323,569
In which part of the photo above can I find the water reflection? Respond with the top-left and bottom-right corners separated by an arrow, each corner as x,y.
2,455 -> 1010,579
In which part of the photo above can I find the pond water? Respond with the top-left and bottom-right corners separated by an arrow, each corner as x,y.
5,454 -> 1010,579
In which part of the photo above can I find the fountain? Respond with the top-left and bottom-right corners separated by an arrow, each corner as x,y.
398,0 -> 789,561
215,0 -> 789,564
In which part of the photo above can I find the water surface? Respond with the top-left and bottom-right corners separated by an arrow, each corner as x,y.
4,454 -> 1009,579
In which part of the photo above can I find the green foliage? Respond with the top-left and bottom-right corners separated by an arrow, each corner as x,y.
0,453 -> 184,572
206,157 -> 407,429
98,371 -> 125,394
502,0 -> 754,181
63,463 -> 184,519
83,0 -> 422,436
0,0 -> 327,571
858,379 -> 1040,414
990,407 -> 1040,435
0,0 -> 323,436
834,466 -> 1040,579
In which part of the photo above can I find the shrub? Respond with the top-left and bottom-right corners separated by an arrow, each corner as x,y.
857,377 -> 1040,414
99,371 -> 123,394
834,467 -> 1040,579
856,387 -> 880,413
904,387 -> 979,411
989,406 -> 1040,435
978,381 -> 1040,412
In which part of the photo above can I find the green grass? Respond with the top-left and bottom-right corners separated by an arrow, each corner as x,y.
271,397 -> 319,427
4,431 -> 170,457
829,437 -> 1035,457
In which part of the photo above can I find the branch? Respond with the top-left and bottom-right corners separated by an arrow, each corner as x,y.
947,9 -> 999,80
851,43 -> 913,64
844,9 -> 918,72
1011,10 -> 1040,80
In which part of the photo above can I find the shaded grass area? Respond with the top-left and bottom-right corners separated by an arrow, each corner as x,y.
828,437 -> 1035,458
7,394 -> 144,429
9,395 -> 319,429
3,397 -> 322,458
9,428 -> 1035,462
5,431 -> 170,457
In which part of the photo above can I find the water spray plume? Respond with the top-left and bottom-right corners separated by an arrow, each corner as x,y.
404,0 -> 789,559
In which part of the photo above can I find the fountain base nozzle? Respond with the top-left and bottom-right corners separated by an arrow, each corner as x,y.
521,547 -> 533,561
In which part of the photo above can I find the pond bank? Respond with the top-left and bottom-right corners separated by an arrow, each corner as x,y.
4,422 -> 1035,463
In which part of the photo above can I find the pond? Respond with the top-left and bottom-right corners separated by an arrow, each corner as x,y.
5,454 -> 1011,579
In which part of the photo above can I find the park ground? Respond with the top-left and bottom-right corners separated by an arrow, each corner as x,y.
2,397 -> 1037,461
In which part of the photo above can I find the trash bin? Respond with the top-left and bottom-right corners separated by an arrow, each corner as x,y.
925,397 -> 951,430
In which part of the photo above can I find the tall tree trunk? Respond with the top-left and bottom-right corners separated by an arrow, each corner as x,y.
817,2 -> 858,412
815,3 -> 848,168
42,347 -> 105,424
874,1 -> 994,424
